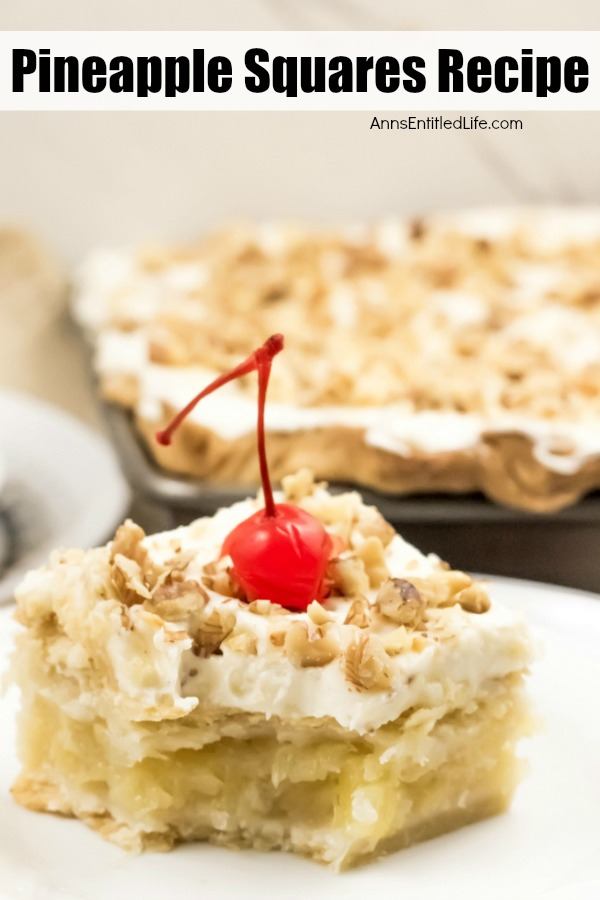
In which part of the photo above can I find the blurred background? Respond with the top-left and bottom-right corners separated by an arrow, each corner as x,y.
2,0 -> 600,419
2,0 -> 600,595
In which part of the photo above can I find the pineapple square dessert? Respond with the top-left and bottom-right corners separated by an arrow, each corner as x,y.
11,470 -> 533,870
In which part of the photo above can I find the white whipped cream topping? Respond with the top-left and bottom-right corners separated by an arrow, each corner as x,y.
140,496 -> 532,735
75,210 -> 600,479
179,588 -> 529,735
96,329 -> 600,475
15,492 -> 532,736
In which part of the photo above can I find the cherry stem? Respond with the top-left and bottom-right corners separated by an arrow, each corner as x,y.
156,334 -> 284,518
256,356 -> 276,516
156,356 -> 257,447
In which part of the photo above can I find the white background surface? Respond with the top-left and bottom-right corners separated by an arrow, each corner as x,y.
1,576 -> 600,899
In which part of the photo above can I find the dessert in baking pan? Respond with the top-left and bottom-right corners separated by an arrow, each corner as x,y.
73,208 -> 600,512
12,337 -> 533,869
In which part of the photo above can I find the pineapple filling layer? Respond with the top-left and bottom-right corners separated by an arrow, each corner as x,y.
17,676 -> 529,864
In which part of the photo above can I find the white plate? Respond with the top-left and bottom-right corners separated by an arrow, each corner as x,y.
1,577 -> 600,900
0,390 -> 130,603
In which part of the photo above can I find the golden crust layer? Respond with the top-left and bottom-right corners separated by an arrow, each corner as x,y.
134,413 -> 600,513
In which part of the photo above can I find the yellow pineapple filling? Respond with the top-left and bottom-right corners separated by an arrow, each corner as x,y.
14,674 -> 530,869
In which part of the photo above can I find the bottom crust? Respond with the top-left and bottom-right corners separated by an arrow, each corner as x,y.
13,676 -> 531,870
13,775 -> 511,863
133,409 -> 600,513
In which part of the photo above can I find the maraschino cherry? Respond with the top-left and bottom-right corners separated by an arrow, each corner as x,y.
156,334 -> 333,611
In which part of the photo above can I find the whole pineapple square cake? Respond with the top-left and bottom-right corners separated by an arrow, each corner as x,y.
12,470 -> 532,870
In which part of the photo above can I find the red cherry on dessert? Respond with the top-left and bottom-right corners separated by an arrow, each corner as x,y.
222,504 -> 333,611
155,334 -> 336,612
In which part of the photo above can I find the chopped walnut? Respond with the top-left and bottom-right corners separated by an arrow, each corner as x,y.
190,608 -> 236,657
111,554 -> 152,606
281,467 -> 316,502
247,599 -> 289,616
160,548 -> 197,576
454,583 -> 491,613
355,536 -> 389,588
284,621 -> 339,668
110,519 -> 161,600
146,572 -> 208,622
355,506 -> 395,547
111,520 -> 147,563
412,569 -> 490,613
411,569 -> 471,606
343,595 -> 371,628
328,555 -> 369,597
344,635 -> 392,691
307,600 -> 333,625
302,491 -> 362,542
379,627 -> 411,655
202,559 -> 242,599
375,578 -> 426,628
222,631 -> 258,655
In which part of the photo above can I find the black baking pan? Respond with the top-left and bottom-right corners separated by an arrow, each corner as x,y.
101,402 -> 600,593
101,402 -> 600,524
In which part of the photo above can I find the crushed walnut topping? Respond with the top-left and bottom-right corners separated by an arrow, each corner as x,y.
355,536 -> 390,588
201,559 -> 243,599
100,481 -> 493,683
145,571 -> 208,622
354,506 -> 395,548
247,599 -> 290,616
375,578 -> 426,628
307,600 -> 333,625
281,467 -> 317,502
109,520 -> 160,605
452,582 -> 491,614
111,520 -> 147,565
111,554 -> 152,606
190,608 -> 236,658
344,634 -> 392,692
328,554 -> 370,597
222,631 -> 258,655
379,626 -> 411,656
343,595 -> 371,628
411,570 -> 490,614
84,215 -> 600,429
284,621 -> 339,668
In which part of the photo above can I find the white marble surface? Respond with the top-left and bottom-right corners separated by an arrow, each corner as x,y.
1,0 -> 598,29
0,2 -> 599,263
